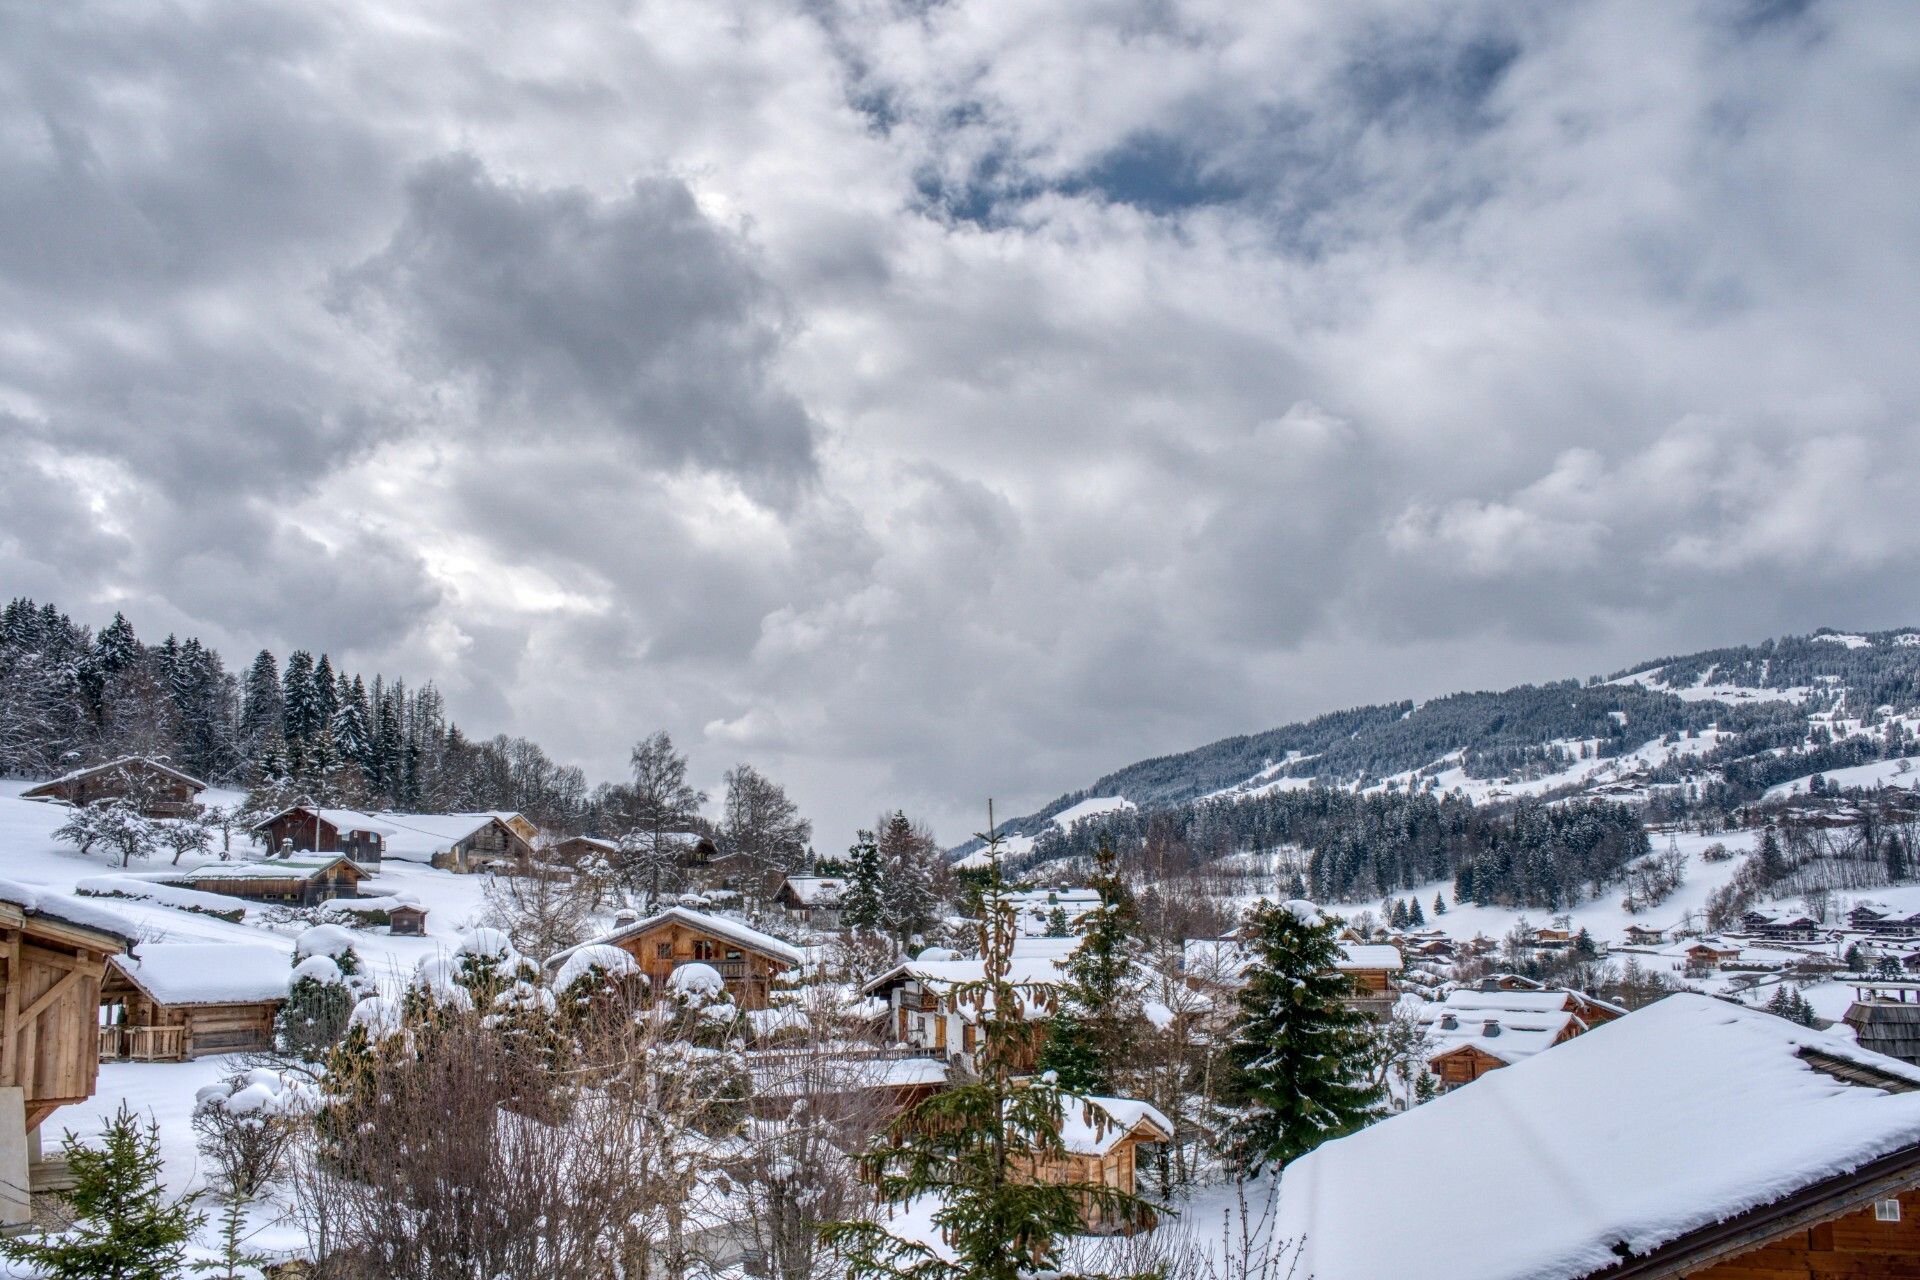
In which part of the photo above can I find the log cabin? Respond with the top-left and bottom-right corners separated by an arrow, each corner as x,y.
1013,1096 -> 1171,1234
378,812 -> 536,873
250,806 -> 396,864
0,880 -> 135,1225
862,951 -> 1064,1074
172,854 -> 365,905
772,875 -> 845,928
547,835 -> 619,870
546,907 -> 802,1012
1273,994 -> 1920,1280
388,903 -> 429,936
21,757 -> 208,818
98,943 -> 289,1061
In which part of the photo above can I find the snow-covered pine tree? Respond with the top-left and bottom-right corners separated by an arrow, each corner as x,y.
1408,897 -> 1425,926
1036,838 -> 1143,1095
823,811 -> 1158,1280
1433,892 -> 1448,915
0,1104 -> 202,1280
840,828 -> 885,933
879,809 -> 937,948
1223,898 -> 1383,1174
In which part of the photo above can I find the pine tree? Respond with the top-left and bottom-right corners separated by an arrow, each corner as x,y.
280,650 -> 317,774
823,811 -> 1157,1280
840,829 -> 885,933
0,1104 -> 202,1280
1886,834 -> 1911,884
878,810 -> 936,947
1036,838 -> 1143,1094
1224,899 -> 1383,1174
1408,897 -> 1425,926
1433,892 -> 1447,916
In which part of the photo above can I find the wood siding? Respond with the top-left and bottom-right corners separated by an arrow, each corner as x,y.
98,970 -> 280,1061
603,920 -> 788,1010
1692,1184 -> 1920,1279
0,916 -> 120,1131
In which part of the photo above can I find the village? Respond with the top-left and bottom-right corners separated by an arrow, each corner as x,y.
0,754 -> 1914,1278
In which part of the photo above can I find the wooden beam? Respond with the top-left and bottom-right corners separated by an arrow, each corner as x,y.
18,944 -> 104,980
17,969 -> 84,1030
0,931 -> 19,1089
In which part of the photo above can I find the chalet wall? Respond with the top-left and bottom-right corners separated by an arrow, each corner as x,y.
606,922 -> 784,1010
1692,1184 -> 1920,1279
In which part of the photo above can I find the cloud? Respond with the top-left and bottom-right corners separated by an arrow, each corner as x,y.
2,0 -> 1918,842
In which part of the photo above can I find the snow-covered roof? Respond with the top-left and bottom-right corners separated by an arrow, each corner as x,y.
1419,1003 -> 1577,1067
180,855 -> 361,882
112,944 -> 290,1005
779,875 -> 845,905
23,756 -> 209,795
1278,994 -> 1920,1280
1434,988 -> 1610,1019
0,877 -> 136,946
1058,1095 -> 1173,1157
373,812 -> 518,859
861,954 -> 1066,1020
1335,944 -> 1403,972
548,906 -> 804,970
248,806 -> 397,836
554,835 -> 619,853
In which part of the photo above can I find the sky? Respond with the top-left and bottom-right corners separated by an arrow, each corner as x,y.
3,0 -> 1918,845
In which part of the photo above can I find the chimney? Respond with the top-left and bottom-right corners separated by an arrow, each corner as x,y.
1482,1019 -> 1502,1037
1439,1014 -> 1458,1030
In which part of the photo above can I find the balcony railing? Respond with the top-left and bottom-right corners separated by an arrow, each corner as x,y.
99,1025 -> 187,1062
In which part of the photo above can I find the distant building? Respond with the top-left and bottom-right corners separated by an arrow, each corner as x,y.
547,835 -> 619,869
172,854 -> 365,906
99,943 -> 288,1061
22,757 -> 207,818
546,907 -> 802,1012
863,952 -> 1065,1073
1741,908 -> 1825,942
1179,938 -> 1402,1015
251,807 -> 395,865
1623,923 -> 1667,947
772,875 -> 846,928
388,903 -> 429,936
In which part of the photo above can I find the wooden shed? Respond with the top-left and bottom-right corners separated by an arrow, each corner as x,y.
389,904 -> 429,937
548,907 -> 802,1012
99,944 -> 289,1061
21,757 -> 207,818
250,806 -> 395,864
0,882 -> 134,1225
173,854 -> 365,906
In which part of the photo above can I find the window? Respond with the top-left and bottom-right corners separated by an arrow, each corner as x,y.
655,942 -> 673,959
726,949 -> 743,961
1875,1198 -> 1902,1223
693,940 -> 716,960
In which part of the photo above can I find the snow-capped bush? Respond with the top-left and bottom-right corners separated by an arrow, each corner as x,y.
291,954 -> 344,986
552,943 -> 640,995
455,927 -> 515,961
348,994 -> 407,1038
916,946 -> 960,961
667,962 -> 724,998
294,923 -> 363,975
192,1069 -> 318,1198
410,956 -> 477,1012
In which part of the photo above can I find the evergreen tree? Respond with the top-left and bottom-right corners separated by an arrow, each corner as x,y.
840,829 -> 885,933
280,650 -> 318,773
1223,899 -> 1383,1174
1044,906 -> 1070,937
823,813 -> 1156,1280
1886,833 -> 1911,883
1036,839 -> 1143,1094
0,1104 -> 202,1280
1408,896 -> 1425,926
1433,892 -> 1447,916
878,810 -> 937,947
1573,927 -> 1599,960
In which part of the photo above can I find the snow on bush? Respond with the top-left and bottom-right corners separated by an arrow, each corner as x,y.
455,927 -> 516,961
667,961 -> 725,997
916,946 -> 960,961
348,994 -> 407,1038
193,1068 -> 319,1197
294,923 -> 360,964
492,980 -> 558,1016
291,954 -> 344,986
552,943 -> 640,993
410,956 -> 477,1012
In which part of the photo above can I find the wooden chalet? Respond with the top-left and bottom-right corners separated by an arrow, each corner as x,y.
1275,994 -> 1920,1280
1741,909 -> 1824,942
547,907 -> 802,1012
0,882 -> 135,1225
1623,923 -> 1667,947
251,806 -> 395,864
379,812 -> 535,873
547,835 -> 619,869
1015,1096 -> 1171,1234
173,854 -> 365,906
99,944 -> 288,1062
1853,904 -> 1920,939
772,875 -> 846,928
21,757 -> 207,818
1336,943 -> 1403,1016
863,952 -> 1063,1073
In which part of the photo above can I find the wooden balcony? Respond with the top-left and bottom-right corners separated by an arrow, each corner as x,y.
99,1025 -> 187,1063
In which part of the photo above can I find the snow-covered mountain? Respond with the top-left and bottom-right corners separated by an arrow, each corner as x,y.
962,627 -> 1920,858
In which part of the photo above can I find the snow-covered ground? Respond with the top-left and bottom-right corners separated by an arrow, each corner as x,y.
1050,795 -> 1136,830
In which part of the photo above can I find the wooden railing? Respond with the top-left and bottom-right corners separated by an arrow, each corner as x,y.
99,1025 -> 187,1063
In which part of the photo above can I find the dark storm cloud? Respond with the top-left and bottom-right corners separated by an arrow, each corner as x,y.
336,156 -> 817,495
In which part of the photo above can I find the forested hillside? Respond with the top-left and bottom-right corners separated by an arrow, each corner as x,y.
0,597 -> 596,829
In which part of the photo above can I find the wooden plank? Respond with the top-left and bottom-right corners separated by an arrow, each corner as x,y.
0,930 -> 19,1089
17,969 -> 84,1030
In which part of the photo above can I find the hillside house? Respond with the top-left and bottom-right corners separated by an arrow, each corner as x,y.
1742,909 -> 1825,942
1420,992 -> 1584,1089
1180,939 -> 1402,1015
1006,888 -> 1100,936
863,952 -> 1065,1073
772,875 -> 845,928
1466,976 -> 1628,1027
0,881 -> 134,1226
251,807 -> 395,865
172,854 -> 364,906
389,903 -> 428,936
1015,1096 -> 1172,1234
379,812 -> 536,872
1275,994 -> 1920,1280
1865,907 -> 1920,939
1687,938 -> 1744,971
1623,923 -> 1667,947
99,944 -> 288,1061
547,835 -> 619,870
547,907 -> 801,1012
21,757 -> 207,818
